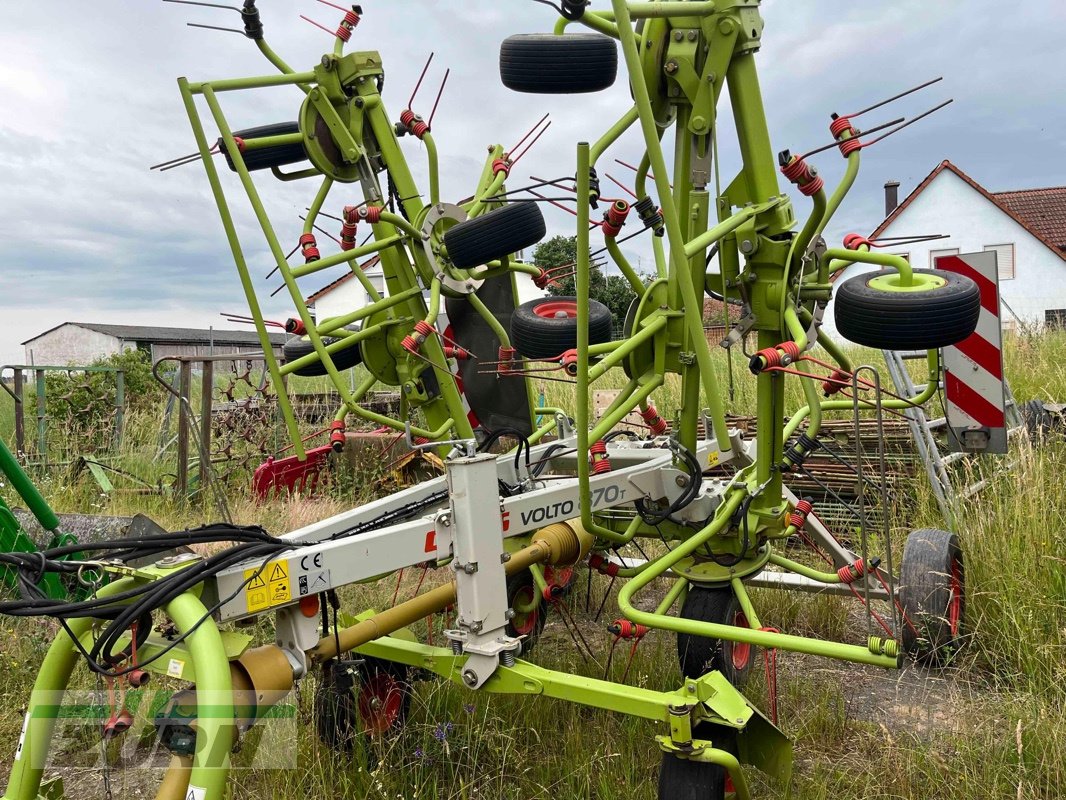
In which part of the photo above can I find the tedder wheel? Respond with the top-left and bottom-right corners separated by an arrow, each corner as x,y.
443,202 -> 546,270
833,268 -> 981,350
282,329 -> 362,377
499,33 -> 618,94
898,528 -> 965,664
1021,399 -> 1059,441
222,121 -> 308,172
506,569 -> 547,656
313,657 -> 412,752
658,724 -> 737,800
509,296 -> 613,361
676,587 -> 757,688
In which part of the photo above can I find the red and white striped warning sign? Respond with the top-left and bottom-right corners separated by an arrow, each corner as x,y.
935,252 -> 1007,454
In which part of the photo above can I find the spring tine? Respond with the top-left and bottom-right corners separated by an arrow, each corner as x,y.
428,69 -> 450,129
861,99 -> 953,147
151,152 -> 200,171
510,120 -> 552,165
799,115 -> 905,160
163,0 -> 240,9
872,233 -> 947,242
842,76 -> 943,120
299,14 -> 337,37
186,22 -> 244,34
508,112 -> 550,157
408,52 -> 435,110
315,0 -> 351,11
604,173 -> 638,199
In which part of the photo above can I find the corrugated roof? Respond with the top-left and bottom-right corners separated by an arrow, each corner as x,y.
992,186 -> 1066,253
22,322 -> 287,346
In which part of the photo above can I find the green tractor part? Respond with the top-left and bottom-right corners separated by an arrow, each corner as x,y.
0,2 -> 979,799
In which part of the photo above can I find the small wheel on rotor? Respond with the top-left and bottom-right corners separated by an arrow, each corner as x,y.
833,268 -> 981,350
658,724 -> 737,800
313,657 -> 412,753
509,296 -> 613,360
676,586 -> 757,688
283,327 -> 363,377
442,202 -> 546,270
499,33 -> 618,94
506,569 -> 546,656
898,528 -> 965,664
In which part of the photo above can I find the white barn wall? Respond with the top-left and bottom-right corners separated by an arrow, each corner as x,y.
23,324 -> 129,366
821,169 -> 1066,343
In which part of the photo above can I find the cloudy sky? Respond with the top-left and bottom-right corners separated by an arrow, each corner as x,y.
2,1 -> 1064,365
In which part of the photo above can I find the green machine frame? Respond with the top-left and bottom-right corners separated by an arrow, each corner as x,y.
1,2 -> 971,799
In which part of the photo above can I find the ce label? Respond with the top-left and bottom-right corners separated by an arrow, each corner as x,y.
300,554 -> 323,571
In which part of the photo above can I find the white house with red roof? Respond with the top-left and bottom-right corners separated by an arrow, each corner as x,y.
824,160 -> 1066,341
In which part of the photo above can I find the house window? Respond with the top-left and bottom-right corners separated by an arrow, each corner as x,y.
930,248 -> 959,268
1046,309 -> 1066,329
984,243 -> 1015,280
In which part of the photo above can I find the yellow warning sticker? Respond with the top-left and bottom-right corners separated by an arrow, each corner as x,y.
245,560 -> 292,613
707,450 -> 720,467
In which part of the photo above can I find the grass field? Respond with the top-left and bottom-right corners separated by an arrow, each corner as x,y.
0,333 -> 1064,799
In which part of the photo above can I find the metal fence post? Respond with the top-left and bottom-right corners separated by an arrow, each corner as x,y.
176,360 -> 193,496
200,359 -> 214,493
114,370 -> 125,451
34,370 -> 46,465
13,368 -> 24,458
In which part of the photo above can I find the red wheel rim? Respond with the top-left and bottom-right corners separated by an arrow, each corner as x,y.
533,300 -> 578,319
358,672 -> 404,735
511,585 -> 539,636
947,556 -> 963,636
730,610 -> 752,670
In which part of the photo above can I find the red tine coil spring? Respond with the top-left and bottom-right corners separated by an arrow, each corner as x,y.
601,200 -> 630,237
299,233 -> 320,262
329,420 -> 346,452
589,439 -> 612,474
789,498 -> 813,528
640,404 -> 669,436
843,233 -> 873,250
609,619 -> 649,639
838,558 -> 868,584
497,345 -> 518,375
754,340 -> 802,370
285,318 -> 306,335
822,368 -> 851,397
492,158 -> 512,176
780,155 -> 824,197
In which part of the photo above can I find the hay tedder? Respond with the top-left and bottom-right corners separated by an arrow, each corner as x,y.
1,2 -> 980,798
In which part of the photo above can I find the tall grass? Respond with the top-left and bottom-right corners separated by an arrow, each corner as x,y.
1,334 -> 1066,798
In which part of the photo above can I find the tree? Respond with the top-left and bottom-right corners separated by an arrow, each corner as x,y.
532,235 -> 637,325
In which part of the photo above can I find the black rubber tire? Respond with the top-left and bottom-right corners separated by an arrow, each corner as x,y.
283,329 -> 362,377
834,268 -> 981,350
898,529 -> 965,664
499,33 -> 618,94
676,587 -> 757,688
221,121 -> 307,172
444,202 -> 546,270
658,724 -> 736,800
1021,399 -> 1057,441
505,569 -> 546,656
313,657 -> 411,753
509,296 -> 613,360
